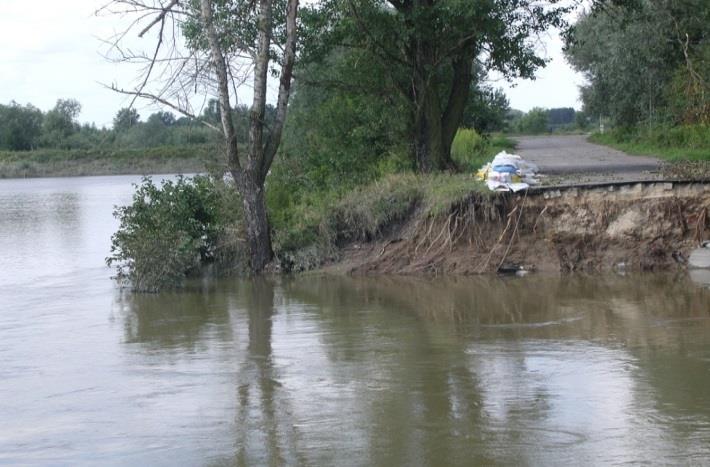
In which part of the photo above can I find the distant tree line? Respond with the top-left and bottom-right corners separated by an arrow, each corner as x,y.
0,98 -> 280,152
504,107 -> 590,134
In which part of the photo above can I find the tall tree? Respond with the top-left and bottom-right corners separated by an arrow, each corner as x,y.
564,0 -> 709,125
105,0 -> 299,272
302,0 -> 570,171
113,107 -> 141,131
41,99 -> 81,147
0,101 -> 43,150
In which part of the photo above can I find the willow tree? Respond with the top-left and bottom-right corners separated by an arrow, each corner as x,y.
104,0 -> 298,271
302,0 -> 571,172
564,0 -> 709,126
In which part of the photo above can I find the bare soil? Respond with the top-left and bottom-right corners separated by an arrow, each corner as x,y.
324,182 -> 710,276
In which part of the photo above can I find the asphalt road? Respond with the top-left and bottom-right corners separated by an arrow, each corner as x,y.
514,135 -> 661,181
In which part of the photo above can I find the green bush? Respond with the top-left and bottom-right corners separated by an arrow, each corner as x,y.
107,176 -> 244,292
451,129 -> 485,168
451,129 -> 516,171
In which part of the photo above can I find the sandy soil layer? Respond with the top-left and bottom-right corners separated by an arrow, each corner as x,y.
325,182 -> 710,275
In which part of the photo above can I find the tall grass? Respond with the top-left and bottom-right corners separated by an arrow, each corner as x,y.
451,129 -> 516,171
589,124 -> 710,161
271,172 -> 489,270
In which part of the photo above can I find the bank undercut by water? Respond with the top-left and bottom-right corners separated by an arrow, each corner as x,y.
324,181 -> 710,275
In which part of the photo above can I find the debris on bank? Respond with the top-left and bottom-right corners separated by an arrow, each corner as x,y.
476,151 -> 540,192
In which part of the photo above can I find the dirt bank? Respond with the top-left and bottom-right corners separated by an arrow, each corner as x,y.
326,181 -> 710,275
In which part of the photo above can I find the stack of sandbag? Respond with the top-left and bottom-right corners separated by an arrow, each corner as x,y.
475,151 -> 540,192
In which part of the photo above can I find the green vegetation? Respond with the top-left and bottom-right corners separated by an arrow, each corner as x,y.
48,0 -> 710,289
506,107 -> 591,135
302,0 -> 570,171
107,176 -> 244,292
451,130 -> 516,171
565,0 -> 709,157
275,172 -> 486,253
0,96 -> 276,177
108,172 -> 488,289
589,125 -> 710,161
102,0 -> 565,289
0,98 -> 221,154
0,145 -> 213,178
566,1 -> 709,127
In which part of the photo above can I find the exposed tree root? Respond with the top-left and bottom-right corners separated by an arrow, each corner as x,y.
331,183 -> 710,276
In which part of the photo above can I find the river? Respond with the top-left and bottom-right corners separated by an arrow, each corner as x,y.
1,175 -> 710,466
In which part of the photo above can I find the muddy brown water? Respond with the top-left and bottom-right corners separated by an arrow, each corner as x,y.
1,175 -> 710,466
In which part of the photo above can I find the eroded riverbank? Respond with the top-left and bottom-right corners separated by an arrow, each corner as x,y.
327,181 -> 710,275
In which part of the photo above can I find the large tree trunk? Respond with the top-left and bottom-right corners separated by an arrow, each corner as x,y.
239,173 -> 273,272
412,91 -> 455,172
408,40 -> 472,172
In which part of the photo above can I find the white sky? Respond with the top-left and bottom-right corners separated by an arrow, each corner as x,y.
494,29 -> 586,112
0,0 -> 584,127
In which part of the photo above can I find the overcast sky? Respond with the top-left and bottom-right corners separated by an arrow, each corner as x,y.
0,0 -> 585,127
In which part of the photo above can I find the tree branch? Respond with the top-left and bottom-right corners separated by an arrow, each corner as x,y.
106,84 -> 222,132
247,0 -> 273,176
201,0 -> 242,174
138,0 -> 180,37
262,0 -> 298,180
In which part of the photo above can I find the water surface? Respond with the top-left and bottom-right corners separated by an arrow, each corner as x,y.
1,175 -> 710,465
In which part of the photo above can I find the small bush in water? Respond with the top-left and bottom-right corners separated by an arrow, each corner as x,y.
107,175 -> 243,292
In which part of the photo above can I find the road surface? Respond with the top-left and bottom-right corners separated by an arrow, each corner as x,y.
513,135 -> 661,184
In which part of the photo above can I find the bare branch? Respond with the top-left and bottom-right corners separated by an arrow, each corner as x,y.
201,0 -> 242,174
128,13 -> 167,109
106,84 -> 222,132
138,0 -> 180,37
262,0 -> 299,178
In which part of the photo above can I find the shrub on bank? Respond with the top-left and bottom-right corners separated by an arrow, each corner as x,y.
452,129 -> 485,166
107,176 -> 244,292
451,129 -> 516,171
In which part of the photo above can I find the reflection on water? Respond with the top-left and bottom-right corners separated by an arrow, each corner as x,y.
113,274 -> 710,466
1,176 -> 710,465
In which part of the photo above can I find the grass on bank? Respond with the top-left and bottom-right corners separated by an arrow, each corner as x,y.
0,145 -> 216,178
588,124 -> 710,162
272,172 -> 489,270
